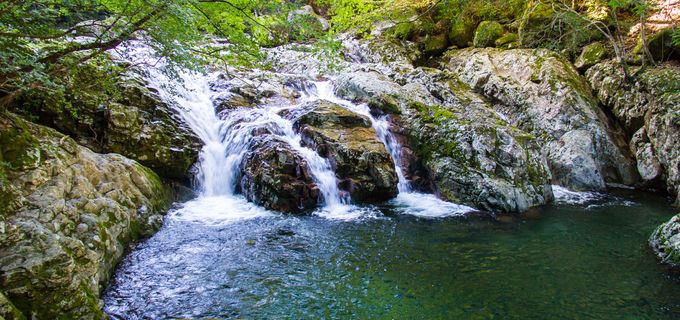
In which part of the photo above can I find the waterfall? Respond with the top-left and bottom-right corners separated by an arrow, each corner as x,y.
312,81 -> 411,192
118,41 -> 472,220
311,80 -> 475,217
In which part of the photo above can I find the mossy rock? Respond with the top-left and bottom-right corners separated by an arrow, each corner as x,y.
574,42 -> 607,71
518,1 -> 603,58
495,33 -> 519,48
423,33 -> 450,57
635,28 -> 679,62
650,214 -> 680,267
449,15 -> 478,48
473,21 -> 505,48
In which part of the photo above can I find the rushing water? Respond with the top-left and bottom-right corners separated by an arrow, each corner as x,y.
106,46 -> 680,319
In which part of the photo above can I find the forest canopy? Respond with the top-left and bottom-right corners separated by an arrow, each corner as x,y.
0,0 -> 677,110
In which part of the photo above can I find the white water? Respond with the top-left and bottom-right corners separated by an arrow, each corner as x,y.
120,42 -> 473,221
551,185 -> 637,209
313,81 -> 475,218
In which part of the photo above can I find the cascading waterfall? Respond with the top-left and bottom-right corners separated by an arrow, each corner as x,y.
129,55 -> 346,219
120,41 -> 471,220
313,81 -> 412,192
312,80 -> 475,217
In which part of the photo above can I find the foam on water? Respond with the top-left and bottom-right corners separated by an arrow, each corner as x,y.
169,196 -> 272,225
389,192 -> 476,218
551,185 -> 637,208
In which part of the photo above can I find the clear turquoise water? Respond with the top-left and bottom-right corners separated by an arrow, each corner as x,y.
104,190 -> 679,319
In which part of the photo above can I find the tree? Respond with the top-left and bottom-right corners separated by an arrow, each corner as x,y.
0,0 -> 297,110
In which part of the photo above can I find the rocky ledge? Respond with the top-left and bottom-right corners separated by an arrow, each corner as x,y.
0,112 -> 170,319
650,214 -> 680,268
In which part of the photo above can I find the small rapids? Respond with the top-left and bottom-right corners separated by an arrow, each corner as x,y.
121,41 -> 474,222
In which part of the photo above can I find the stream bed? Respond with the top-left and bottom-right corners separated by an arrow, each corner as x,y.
103,189 -> 679,319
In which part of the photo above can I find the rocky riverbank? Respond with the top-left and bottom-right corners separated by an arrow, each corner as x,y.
0,29 -> 678,320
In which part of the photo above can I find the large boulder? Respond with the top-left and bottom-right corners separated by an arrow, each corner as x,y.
445,48 -> 638,191
334,69 -> 553,212
650,214 -> 680,268
586,60 -> 680,205
0,113 -> 170,319
239,136 -> 320,213
12,74 -> 201,180
292,100 -> 399,202
105,77 -> 201,179
473,21 -> 504,48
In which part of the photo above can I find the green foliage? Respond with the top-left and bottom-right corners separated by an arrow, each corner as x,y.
0,0 -> 324,111
519,1 -> 604,59
316,0 -> 380,34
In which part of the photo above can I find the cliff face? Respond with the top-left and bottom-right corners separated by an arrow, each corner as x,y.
0,112 -> 170,319
586,61 -> 680,206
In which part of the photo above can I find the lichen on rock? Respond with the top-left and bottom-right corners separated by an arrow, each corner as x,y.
0,112 -> 170,319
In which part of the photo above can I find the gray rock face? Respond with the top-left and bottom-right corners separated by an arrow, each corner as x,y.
333,66 -> 553,212
210,71 -> 315,113
106,77 -> 201,179
0,113 -> 170,319
650,214 -> 680,268
444,48 -> 638,191
292,100 -> 399,202
586,60 -> 680,205
239,136 -> 320,213
12,74 -> 201,180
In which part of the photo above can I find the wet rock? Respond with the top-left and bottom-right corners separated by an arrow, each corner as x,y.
239,136 -> 320,213
293,100 -> 399,202
445,48 -> 638,191
586,60 -> 680,205
650,214 -> 680,268
210,71 -> 315,112
334,68 -> 553,212
12,73 -> 201,181
0,113 -> 170,319
106,77 -> 201,179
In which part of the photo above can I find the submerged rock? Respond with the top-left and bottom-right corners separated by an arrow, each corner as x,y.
445,48 -> 638,191
293,100 -> 399,202
586,60 -> 680,205
239,136 -> 320,213
0,113 -> 170,319
650,214 -> 680,268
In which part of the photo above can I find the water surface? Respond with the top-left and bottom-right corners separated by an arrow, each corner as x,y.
104,190 -> 679,319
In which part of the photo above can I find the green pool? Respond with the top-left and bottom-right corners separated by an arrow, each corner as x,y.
104,189 -> 679,319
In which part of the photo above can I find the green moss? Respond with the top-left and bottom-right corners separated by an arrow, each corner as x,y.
423,34 -> 450,56
473,21 -> 505,48
134,163 -> 171,213
0,116 -> 42,170
495,33 -> 518,48
519,2 -> 603,59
